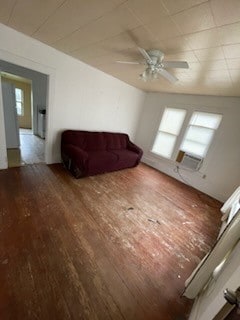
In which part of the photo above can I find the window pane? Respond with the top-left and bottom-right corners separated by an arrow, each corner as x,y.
190,112 -> 222,129
181,140 -> 207,157
159,108 -> 186,135
152,132 -> 176,158
184,126 -> 214,145
16,102 -> 22,115
15,88 -> 22,101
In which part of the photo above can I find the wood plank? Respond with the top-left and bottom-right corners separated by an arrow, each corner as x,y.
0,163 -> 222,319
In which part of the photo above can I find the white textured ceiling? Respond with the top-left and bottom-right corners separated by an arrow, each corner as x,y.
1,0 -> 240,96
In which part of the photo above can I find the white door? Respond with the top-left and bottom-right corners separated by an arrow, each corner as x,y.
186,211 -> 240,320
2,80 -> 20,148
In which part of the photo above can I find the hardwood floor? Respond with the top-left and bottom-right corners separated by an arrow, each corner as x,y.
19,130 -> 45,164
7,129 -> 44,168
0,163 -> 222,320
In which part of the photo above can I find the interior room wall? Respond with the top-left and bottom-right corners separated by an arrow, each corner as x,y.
0,23 -> 146,168
135,92 -> 240,202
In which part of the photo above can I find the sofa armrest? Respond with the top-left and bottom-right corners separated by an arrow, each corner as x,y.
62,144 -> 89,178
62,144 -> 88,162
61,144 -> 88,178
127,141 -> 143,157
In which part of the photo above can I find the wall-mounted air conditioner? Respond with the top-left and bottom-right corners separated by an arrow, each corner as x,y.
176,151 -> 203,170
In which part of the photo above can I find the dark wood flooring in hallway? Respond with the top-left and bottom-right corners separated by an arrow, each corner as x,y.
0,163 -> 222,320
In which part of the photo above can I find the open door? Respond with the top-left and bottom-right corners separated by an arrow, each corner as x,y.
185,202 -> 240,320
2,80 -> 20,148
187,236 -> 240,320
213,288 -> 240,320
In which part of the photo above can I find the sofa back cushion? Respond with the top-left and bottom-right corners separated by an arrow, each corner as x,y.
85,132 -> 106,151
104,132 -> 128,150
62,130 -> 86,149
62,130 -> 129,151
62,130 -> 106,151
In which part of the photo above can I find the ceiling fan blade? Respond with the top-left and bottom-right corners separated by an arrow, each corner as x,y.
116,60 -> 140,65
138,47 -> 153,63
162,61 -> 189,69
158,69 -> 178,83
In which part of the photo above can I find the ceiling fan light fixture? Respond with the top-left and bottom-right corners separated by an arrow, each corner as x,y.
133,47 -> 188,83
153,71 -> 159,79
146,67 -> 153,76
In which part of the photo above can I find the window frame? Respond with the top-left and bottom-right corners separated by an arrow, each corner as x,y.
151,108 -> 223,162
180,111 -> 223,158
151,107 -> 187,159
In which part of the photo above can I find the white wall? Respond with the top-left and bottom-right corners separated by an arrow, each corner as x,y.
135,92 -> 240,201
0,23 -> 145,167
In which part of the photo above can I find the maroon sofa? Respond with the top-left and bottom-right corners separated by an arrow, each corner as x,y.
61,130 -> 143,178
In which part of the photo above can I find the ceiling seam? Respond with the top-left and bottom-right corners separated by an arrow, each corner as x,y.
166,21 -> 240,40
52,3 -> 142,47
47,1 -> 131,46
123,5 -> 163,48
208,1 -> 233,88
69,26 -> 152,55
69,27 -> 223,58
31,0 -> 68,36
163,0 -> 210,16
6,0 -> 18,24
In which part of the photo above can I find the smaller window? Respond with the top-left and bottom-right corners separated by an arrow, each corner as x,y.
15,88 -> 24,116
180,112 -> 222,158
152,108 -> 186,159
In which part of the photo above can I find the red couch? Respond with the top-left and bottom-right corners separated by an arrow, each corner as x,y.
61,130 -> 143,178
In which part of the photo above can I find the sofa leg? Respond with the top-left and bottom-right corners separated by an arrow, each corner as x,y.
72,166 -> 83,179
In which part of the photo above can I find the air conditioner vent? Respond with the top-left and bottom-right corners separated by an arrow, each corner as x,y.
180,153 -> 202,170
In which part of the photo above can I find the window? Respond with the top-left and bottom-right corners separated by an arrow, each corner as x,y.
152,109 -> 223,162
180,112 -> 222,158
15,88 -> 24,116
152,108 -> 186,158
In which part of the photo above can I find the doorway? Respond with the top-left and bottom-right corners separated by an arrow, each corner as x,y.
1,72 -> 45,167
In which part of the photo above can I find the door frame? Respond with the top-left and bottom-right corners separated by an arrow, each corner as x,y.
0,50 -> 56,168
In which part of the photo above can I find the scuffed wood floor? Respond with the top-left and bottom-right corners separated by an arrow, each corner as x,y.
0,163 -> 222,320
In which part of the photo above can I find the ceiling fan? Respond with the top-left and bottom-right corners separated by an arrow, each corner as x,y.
117,48 -> 189,83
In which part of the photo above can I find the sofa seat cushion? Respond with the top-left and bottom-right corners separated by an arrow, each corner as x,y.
110,149 -> 139,167
88,151 -> 118,174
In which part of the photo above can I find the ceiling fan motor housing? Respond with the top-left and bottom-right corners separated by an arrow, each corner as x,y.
148,50 -> 164,60
126,47 -> 189,83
